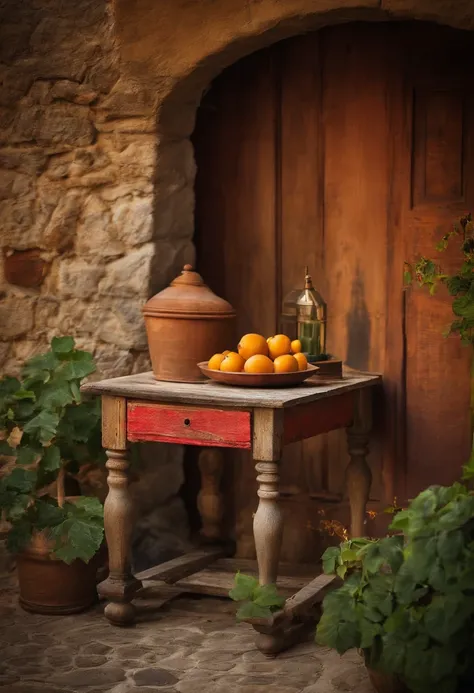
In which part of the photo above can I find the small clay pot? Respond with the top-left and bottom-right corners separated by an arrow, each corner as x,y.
16,530 -> 104,615
142,264 -> 235,383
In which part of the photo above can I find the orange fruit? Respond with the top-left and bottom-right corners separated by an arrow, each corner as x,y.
208,353 -> 225,370
273,354 -> 298,373
267,334 -> 292,360
220,352 -> 245,373
291,339 -> 302,354
238,334 -> 268,361
244,354 -> 274,374
222,350 -> 231,356
293,352 -> 308,371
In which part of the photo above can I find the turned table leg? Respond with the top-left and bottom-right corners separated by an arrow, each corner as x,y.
346,389 -> 372,538
253,459 -> 283,585
197,448 -> 224,542
98,396 -> 141,626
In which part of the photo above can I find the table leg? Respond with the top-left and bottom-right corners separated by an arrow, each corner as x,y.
346,389 -> 372,538
98,449 -> 141,626
253,459 -> 283,585
197,448 -> 224,542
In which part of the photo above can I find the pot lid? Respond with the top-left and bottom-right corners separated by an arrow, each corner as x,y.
142,264 -> 235,318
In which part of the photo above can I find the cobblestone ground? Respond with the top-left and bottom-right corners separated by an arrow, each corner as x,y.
0,570 -> 373,693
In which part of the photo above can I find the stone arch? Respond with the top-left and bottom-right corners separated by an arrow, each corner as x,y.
112,0 -> 474,291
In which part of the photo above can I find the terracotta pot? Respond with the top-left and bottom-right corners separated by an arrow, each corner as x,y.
367,668 -> 409,693
17,530 -> 103,615
142,264 -> 235,383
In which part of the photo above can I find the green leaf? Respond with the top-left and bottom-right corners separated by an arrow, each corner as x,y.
437,530 -> 463,563
70,381 -> 81,403
6,517 -> 32,554
42,445 -> 61,473
3,467 -> 37,494
16,445 -> 41,466
0,440 -> 15,456
253,583 -> 285,610
7,494 -> 31,521
0,377 -> 21,399
51,336 -> 75,355
13,389 -> 36,401
71,496 -> 103,518
229,572 -> 259,602
236,602 -> 273,621
50,502 -> 104,564
322,546 -> 340,574
35,499 -> 66,529
22,351 -> 58,379
23,410 -> 59,443
336,564 -> 348,579
359,617 -> 382,649
424,594 -> 474,643
60,351 -> 96,381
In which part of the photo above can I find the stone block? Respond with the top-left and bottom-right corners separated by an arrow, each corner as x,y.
58,259 -> 105,299
42,192 -> 82,251
0,297 -> 35,339
98,298 -> 147,350
0,198 -> 39,249
112,197 -> 154,246
99,77 -> 158,118
50,80 -> 99,105
37,104 -> 95,147
0,170 -> 34,201
4,249 -> 48,288
75,194 -> 123,258
0,147 -> 47,176
98,243 -> 154,298
93,343 -> 134,379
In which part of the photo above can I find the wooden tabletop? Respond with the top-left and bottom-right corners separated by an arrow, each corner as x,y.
81,368 -> 381,409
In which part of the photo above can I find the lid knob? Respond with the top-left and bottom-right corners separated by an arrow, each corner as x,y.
183,264 -> 193,272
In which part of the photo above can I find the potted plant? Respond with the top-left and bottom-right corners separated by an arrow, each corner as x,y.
316,483 -> 474,693
0,336 -> 105,614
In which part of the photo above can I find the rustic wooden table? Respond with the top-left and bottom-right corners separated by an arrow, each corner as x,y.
82,368 -> 380,655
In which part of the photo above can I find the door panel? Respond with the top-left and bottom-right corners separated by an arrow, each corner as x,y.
193,22 -> 474,562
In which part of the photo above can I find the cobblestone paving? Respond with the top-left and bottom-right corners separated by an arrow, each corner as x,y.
0,571 -> 373,693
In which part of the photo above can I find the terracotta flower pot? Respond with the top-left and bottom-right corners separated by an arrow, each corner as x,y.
16,530 -> 104,615
367,667 -> 409,693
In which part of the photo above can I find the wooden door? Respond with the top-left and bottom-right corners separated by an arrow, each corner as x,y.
193,22 -> 474,562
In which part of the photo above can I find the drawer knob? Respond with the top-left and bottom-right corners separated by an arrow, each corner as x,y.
184,418 -> 191,426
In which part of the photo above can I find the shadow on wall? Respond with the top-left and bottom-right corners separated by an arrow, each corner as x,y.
346,265 -> 371,370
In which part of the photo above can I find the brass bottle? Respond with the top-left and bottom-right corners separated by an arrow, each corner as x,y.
296,267 -> 327,359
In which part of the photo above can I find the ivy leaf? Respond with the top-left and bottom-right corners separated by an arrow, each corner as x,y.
37,376 -> 75,410
0,440 -> 16,457
70,381 -> 81,404
6,516 -> 33,554
437,530 -> 463,563
35,499 -> 66,529
229,572 -> 259,602
22,352 -> 59,380
23,410 -> 59,443
322,546 -> 340,575
71,496 -> 103,518
16,445 -> 41,466
51,336 -> 75,355
359,618 -> 382,649
253,583 -> 285,610
3,467 -> 37,494
0,377 -> 21,400
236,602 -> 273,621
60,351 -> 96,381
7,494 -> 31,521
424,594 -> 474,643
42,445 -> 61,473
50,500 -> 104,564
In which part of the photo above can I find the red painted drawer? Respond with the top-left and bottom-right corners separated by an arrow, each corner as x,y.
127,401 -> 251,449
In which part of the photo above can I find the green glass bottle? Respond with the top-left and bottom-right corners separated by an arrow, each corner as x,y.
296,267 -> 327,361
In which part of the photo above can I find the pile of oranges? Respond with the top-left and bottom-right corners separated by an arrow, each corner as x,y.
208,334 -> 308,374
